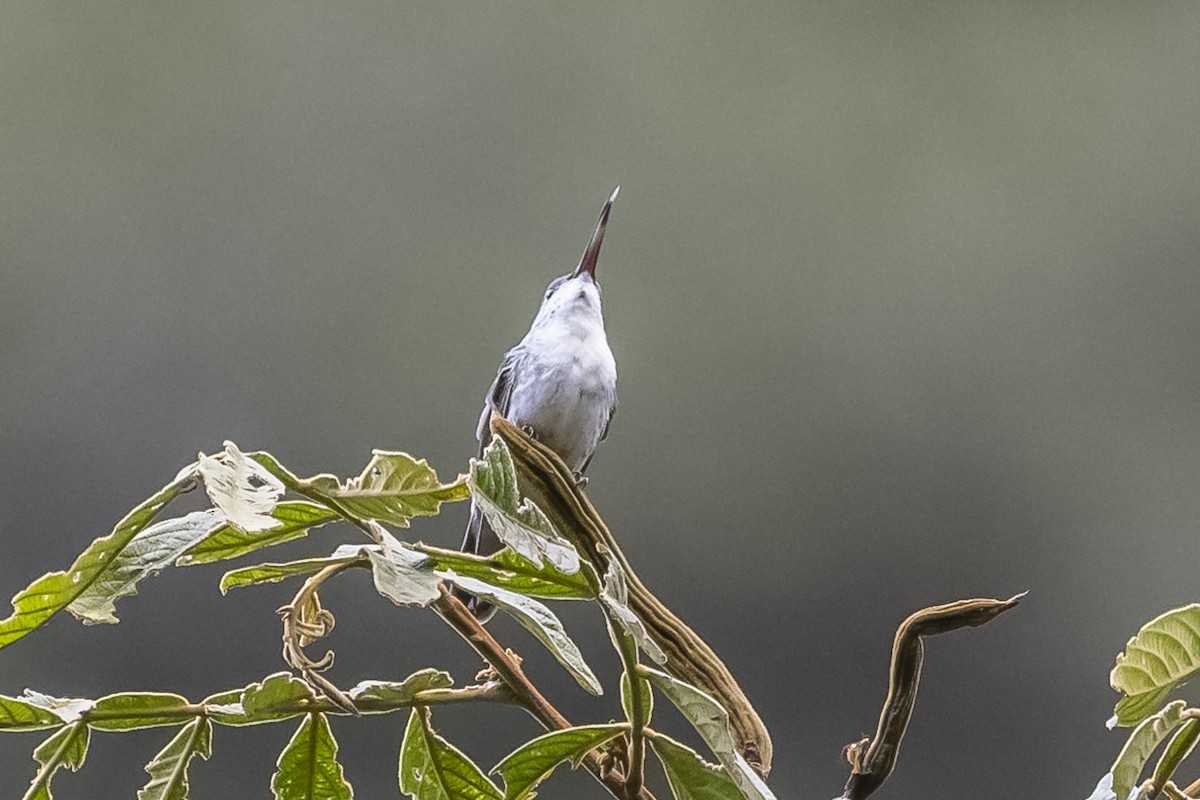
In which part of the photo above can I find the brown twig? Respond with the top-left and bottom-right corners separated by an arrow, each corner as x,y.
432,585 -> 656,800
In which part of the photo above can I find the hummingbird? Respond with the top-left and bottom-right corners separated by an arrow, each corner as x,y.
456,188 -> 620,620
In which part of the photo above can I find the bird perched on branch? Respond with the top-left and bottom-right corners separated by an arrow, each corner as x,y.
456,188 -> 620,620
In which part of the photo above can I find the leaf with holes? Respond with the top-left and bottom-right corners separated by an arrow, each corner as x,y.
492,723 -> 626,800
1110,604 -> 1200,727
399,707 -> 502,800
199,442 -> 285,533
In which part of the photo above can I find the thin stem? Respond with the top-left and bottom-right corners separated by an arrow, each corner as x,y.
35,682 -> 515,731
432,585 -> 656,800
432,585 -> 570,729
613,627 -> 646,800
1163,781 -> 1193,800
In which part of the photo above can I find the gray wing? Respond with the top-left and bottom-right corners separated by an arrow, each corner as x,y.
599,398 -> 616,442
475,347 -> 522,454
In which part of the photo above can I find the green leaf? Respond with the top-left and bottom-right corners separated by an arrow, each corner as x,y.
87,692 -> 192,731
1151,716 -> 1200,793
469,439 -> 581,574
347,669 -> 453,714
621,672 -> 653,729
399,707 -> 502,800
199,441 -> 286,533
650,732 -> 744,800
272,713 -> 353,800
641,668 -> 775,800
0,465 -> 198,650
23,721 -> 89,800
440,573 -> 602,696
0,695 -> 68,731
178,502 -> 340,566
300,451 -> 469,528
1100,700 -> 1188,799
367,545 -> 443,607
220,551 -> 363,594
67,510 -> 224,624
414,545 -> 595,600
1110,604 -> 1200,727
232,673 -> 317,726
204,673 -> 316,728
138,717 -> 212,800
492,723 -> 626,800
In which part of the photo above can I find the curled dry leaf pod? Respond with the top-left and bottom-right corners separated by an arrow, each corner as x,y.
838,594 -> 1024,800
490,414 -> 774,777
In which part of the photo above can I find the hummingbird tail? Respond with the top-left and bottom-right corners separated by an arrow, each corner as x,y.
454,501 -> 502,622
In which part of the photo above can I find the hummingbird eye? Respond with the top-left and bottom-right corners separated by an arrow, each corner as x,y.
544,276 -> 568,300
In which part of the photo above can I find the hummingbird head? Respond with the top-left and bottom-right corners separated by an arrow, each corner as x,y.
532,187 -> 618,328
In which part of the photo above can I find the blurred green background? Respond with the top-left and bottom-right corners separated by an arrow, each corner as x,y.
3,2 -> 1200,797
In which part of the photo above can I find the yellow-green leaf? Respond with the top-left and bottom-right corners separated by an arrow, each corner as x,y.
399,708 -> 501,800
1110,604 -> 1200,727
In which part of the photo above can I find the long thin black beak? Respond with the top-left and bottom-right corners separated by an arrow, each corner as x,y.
572,186 -> 619,279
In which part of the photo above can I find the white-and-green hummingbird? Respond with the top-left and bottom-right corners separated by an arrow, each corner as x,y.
456,188 -> 620,619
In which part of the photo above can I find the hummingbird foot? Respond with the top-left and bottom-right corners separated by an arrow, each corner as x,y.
573,471 -> 589,489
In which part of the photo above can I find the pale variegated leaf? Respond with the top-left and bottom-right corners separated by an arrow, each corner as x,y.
642,668 -> 775,800
0,464 -> 198,650
68,510 -> 223,624
601,556 -> 665,664
468,439 -> 580,574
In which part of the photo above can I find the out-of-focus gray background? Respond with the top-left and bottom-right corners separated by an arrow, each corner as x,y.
2,3 -> 1199,797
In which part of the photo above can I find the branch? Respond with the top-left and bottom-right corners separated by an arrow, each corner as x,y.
432,585 -> 657,800
836,594 -> 1024,800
